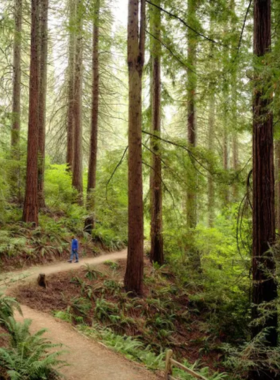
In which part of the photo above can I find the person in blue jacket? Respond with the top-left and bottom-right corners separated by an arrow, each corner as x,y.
68,236 -> 79,263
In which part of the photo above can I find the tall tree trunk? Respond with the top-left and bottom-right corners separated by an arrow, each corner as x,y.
38,0 -> 49,209
186,0 -> 197,229
231,1 -> 239,202
72,0 -> 83,205
87,0 -> 100,215
150,0 -> 163,265
232,131 -> 239,200
275,140 -> 280,233
66,0 -> 77,171
124,0 -> 145,295
208,93 -> 215,228
222,23 -> 230,207
23,0 -> 40,225
223,123 -> 229,205
250,1 -> 278,379
11,0 -> 22,201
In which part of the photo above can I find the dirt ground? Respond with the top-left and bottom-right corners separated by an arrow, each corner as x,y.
3,250 -> 163,380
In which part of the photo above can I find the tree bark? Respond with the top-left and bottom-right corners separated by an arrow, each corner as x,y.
72,0 -> 83,205
232,131 -> 239,200
23,0 -> 40,225
124,0 -> 145,295
186,0 -> 197,229
250,1 -> 278,379
66,0 -> 77,171
208,93 -> 215,228
87,0 -> 100,215
150,0 -> 163,266
38,0 -> 49,209
11,0 -> 22,201
275,141 -> 280,233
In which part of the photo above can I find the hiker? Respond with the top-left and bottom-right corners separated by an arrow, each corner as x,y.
68,236 -> 79,263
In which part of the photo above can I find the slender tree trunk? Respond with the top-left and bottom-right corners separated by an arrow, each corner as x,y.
250,1 -> 278,379
23,0 -> 40,225
11,0 -> 22,201
223,123 -> 229,205
222,23 -> 230,207
72,0 -> 83,205
124,0 -> 145,295
208,93 -> 215,228
150,0 -> 163,265
275,141 -> 280,233
87,0 -> 100,216
66,0 -> 77,171
232,132 -> 239,200
186,0 -> 197,229
38,0 -> 49,209
231,1 -> 239,202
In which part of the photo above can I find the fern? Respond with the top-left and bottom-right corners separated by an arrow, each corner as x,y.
0,317 -> 67,380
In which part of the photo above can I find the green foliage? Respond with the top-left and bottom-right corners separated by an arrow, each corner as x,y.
0,317 -> 66,380
0,231 -> 26,257
103,260 -> 120,270
79,325 -> 165,370
44,164 -> 76,209
223,330 -> 280,380
53,309 -> 72,323
69,296 -> 92,318
0,294 -> 22,325
94,297 -> 118,323
172,359 -> 227,380
83,264 -> 103,280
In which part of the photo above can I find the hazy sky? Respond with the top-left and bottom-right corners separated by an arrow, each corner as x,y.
113,0 -> 127,28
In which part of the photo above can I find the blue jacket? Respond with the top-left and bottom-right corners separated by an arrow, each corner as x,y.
71,239 -> 78,251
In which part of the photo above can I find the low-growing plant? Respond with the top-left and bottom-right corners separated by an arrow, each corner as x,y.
0,317 -> 66,380
94,297 -> 118,323
103,260 -> 120,270
0,294 -> 22,325
69,296 -> 92,318
83,264 -> 103,280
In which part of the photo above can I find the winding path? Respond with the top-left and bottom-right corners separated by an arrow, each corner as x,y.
1,250 -> 162,380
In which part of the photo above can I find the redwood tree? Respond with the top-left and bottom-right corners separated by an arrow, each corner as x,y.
250,1 -> 278,378
11,0 -> 22,200
87,0 -> 100,215
72,0 -> 83,204
38,0 -> 49,209
23,0 -> 40,225
150,0 -> 163,265
124,0 -> 146,295
66,0 -> 77,171
186,0 -> 197,229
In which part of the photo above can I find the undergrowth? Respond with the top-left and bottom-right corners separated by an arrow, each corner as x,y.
0,294 -> 66,380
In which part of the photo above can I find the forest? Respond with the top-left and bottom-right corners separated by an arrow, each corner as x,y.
0,0 -> 279,379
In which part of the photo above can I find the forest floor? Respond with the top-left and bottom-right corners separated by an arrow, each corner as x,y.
2,250 -> 163,380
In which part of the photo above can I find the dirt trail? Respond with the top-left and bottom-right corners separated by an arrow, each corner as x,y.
2,250 -> 162,380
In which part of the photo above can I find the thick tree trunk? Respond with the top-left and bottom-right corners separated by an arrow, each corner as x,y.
38,0 -> 49,209
87,0 -> 100,215
150,0 -> 163,266
72,0 -> 83,205
250,1 -> 278,379
23,0 -> 40,225
124,0 -> 145,295
11,0 -> 22,201
186,0 -> 197,229
66,0 -> 77,171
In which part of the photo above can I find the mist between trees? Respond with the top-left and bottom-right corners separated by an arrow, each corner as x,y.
1,0 -> 280,379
